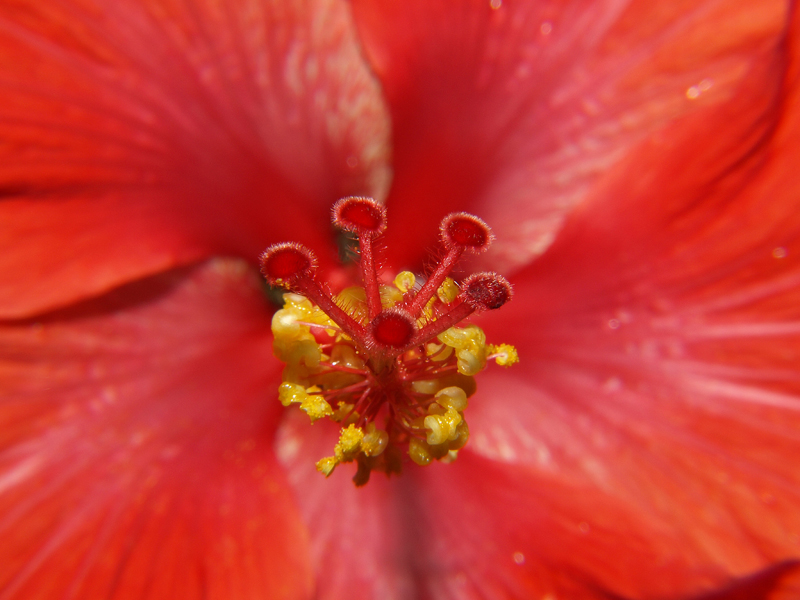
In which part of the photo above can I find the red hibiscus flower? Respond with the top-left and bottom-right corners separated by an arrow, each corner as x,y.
2,1 -> 800,599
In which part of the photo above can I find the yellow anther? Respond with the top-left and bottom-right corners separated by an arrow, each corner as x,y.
330,344 -> 366,370
442,407 -> 462,432
275,294 -> 336,333
394,271 -> 416,293
283,339 -> 322,369
423,414 -> 446,445
439,324 -> 487,376
488,343 -> 519,367
335,287 -> 369,324
425,341 -> 454,362
299,391 -> 333,422
331,402 -> 358,424
436,277 -> 459,303
334,424 -> 365,461
380,285 -> 404,308
278,382 -> 306,407
423,414 -> 449,445
435,386 -> 468,412
271,294 -> 336,377
448,420 -> 470,451
362,424 -> 388,457
279,383 -> 331,421
409,437 -> 433,466
411,379 -> 440,395
424,406 -> 462,445
316,456 -> 337,477
272,310 -> 302,338
459,351 -> 482,376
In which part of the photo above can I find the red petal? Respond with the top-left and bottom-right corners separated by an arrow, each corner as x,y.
275,417 -> 800,600
0,0 -> 390,317
0,260 -> 311,599
463,9 -> 800,595
276,412 -> 421,599
277,416 -> 592,600
412,455 -> 800,599
692,562 -> 800,599
351,0 -> 788,272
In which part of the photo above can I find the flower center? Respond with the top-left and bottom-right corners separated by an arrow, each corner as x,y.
260,196 -> 518,486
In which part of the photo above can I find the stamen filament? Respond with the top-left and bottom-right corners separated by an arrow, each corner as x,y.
320,364 -> 370,376
297,321 -> 341,333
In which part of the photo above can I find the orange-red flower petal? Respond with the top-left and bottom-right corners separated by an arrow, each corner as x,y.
413,456 -> 800,599
0,259 -> 311,599
351,0 -> 788,273
277,422 -> 800,599
0,0 -> 391,318
465,11 -> 800,595
276,411 -> 414,600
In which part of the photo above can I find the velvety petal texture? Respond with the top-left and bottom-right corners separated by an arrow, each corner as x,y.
0,260 -> 311,599
277,412 -> 416,600
464,6 -> 800,597
2,0 -> 800,599
0,0 -> 391,318
351,0 -> 788,273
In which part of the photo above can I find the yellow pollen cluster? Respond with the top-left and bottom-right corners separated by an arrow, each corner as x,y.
316,423 -> 389,477
271,294 -> 337,382
436,278 -> 460,303
488,343 -> 520,367
393,271 -> 416,293
278,382 -> 332,421
407,386 -> 471,466
438,324 -> 488,376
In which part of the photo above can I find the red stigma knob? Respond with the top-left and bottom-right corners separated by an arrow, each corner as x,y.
441,213 -> 493,252
332,196 -> 387,236
369,309 -> 417,349
461,272 -> 513,310
259,242 -> 317,285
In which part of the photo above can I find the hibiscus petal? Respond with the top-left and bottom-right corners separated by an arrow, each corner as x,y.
275,411 -> 415,600
351,0 -> 788,273
0,259 -> 312,599
462,10 -> 800,596
411,456 -> 800,600
0,0 -> 391,318
274,426 -> 800,600
693,562 -> 800,600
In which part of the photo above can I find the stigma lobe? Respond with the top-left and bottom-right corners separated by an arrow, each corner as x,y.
370,309 -> 416,348
332,196 -> 387,235
259,242 -> 316,285
462,272 -> 513,310
441,212 -> 493,251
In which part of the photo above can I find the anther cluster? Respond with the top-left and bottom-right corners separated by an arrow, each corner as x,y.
260,197 -> 518,485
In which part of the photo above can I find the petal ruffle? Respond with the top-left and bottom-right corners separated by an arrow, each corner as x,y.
463,8 -> 800,596
351,0 -> 788,272
0,259 -> 311,599
0,0 -> 391,318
